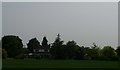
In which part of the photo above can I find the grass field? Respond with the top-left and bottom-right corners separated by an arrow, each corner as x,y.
2,59 -> 120,68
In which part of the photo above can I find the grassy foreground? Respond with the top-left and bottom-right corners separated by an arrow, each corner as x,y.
2,59 -> 120,68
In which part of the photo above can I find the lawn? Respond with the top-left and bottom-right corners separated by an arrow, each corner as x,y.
2,59 -> 120,69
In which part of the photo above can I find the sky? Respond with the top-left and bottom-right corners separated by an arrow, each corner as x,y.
0,2 -> 1,39
119,2 -> 120,46
1,0 -> 119,2
2,2 -> 118,48
0,1 -> 1,69
0,1 -> 1,68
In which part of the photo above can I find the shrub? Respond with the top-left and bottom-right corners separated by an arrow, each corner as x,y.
15,53 -> 24,59
2,49 -> 7,59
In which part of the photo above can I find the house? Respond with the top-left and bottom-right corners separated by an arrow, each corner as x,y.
24,45 -> 51,58
33,45 -> 51,58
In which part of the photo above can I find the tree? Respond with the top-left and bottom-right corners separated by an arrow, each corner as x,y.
27,38 -> 40,52
101,46 -> 117,60
2,35 -> 23,58
65,40 -> 79,59
89,43 -> 100,60
50,34 -> 64,59
116,46 -> 120,58
42,36 -> 48,47
84,47 -> 92,60
0,40 -> 1,58
53,34 -> 63,46
0,40 -> 1,48
76,46 -> 86,60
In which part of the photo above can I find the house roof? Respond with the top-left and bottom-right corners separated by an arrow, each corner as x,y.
33,45 -> 50,50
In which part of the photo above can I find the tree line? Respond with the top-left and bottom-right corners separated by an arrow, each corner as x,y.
2,34 -> 120,60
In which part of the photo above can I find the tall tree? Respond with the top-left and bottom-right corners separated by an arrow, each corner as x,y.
101,46 -> 117,60
27,38 -> 40,52
90,43 -> 100,60
2,35 -> 23,58
42,36 -> 48,47
76,46 -> 86,60
84,47 -> 91,60
65,40 -> 79,59
50,34 -> 64,59
0,39 -> 1,48
116,46 -> 120,57
53,34 -> 63,45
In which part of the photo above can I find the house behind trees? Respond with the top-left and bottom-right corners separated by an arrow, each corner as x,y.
25,37 -> 51,58
33,45 -> 50,58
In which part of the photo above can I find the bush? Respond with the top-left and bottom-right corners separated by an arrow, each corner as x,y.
35,56 -> 41,59
15,53 -> 24,59
2,49 -> 7,59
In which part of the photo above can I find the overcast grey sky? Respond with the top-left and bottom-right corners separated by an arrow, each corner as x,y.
2,2 -> 118,48
0,2 -> 1,39
2,0 -> 119,2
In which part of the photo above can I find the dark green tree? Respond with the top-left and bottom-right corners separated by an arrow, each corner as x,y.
76,46 -> 86,60
42,36 -> 48,47
84,47 -> 91,60
90,43 -> 100,60
101,46 -> 117,60
65,40 -> 79,59
50,34 -> 64,59
53,34 -> 63,46
2,35 -> 23,58
27,38 -> 40,52
0,40 -> 1,48
116,46 -> 120,58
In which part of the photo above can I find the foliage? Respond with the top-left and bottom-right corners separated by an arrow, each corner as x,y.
2,49 -> 7,59
15,53 -> 24,59
84,47 -> 92,60
50,34 -> 65,59
75,46 -> 85,60
101,46 -> 117,60
42,36 -> 48,47
0,40 -> 1,48
27,38 -> 40,52
65,40 -> 79,59
116,46 -> 120,57
15,48 -> 29,59
2,34 -> 120,61
23,48 -> 29,54
89,43 -> 100,60
2,35 -> 23,58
